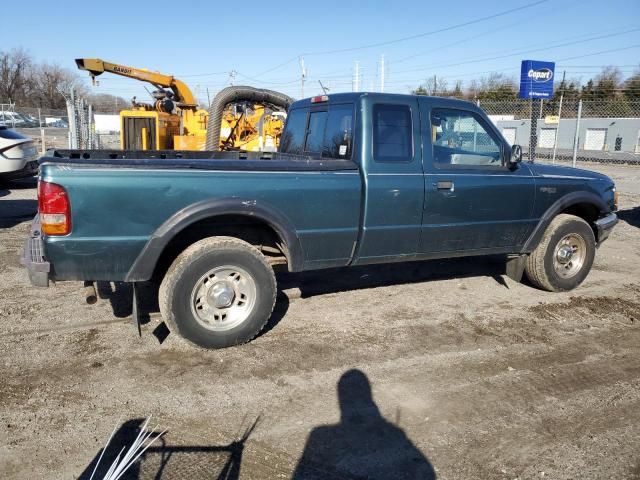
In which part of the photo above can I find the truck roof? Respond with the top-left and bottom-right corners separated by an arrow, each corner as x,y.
290,92 -> 478,109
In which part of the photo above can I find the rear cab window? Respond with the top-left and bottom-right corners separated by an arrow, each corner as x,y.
279,109 -> 307,155
280,103 -> 354,159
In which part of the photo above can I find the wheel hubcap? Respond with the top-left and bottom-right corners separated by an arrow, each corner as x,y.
556,245 -> 574,264
190,265 -> 257,331
552,234 -> 587,279
210,281 -> 235,308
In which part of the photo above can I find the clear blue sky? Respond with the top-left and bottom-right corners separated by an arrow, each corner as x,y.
3,0 -> 639,103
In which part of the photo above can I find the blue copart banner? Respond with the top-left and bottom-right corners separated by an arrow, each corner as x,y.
519,60 -> 555,99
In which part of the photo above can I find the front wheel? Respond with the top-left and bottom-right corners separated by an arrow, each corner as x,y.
525,214 -> 596,292
159,236 -> 277,349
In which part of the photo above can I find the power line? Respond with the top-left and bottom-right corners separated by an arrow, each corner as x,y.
556,64 -> 639,68
235,72 -> 300,86
178,71 -> 229,78
252,56 -> 300,78
392,22 -> 636,67
300,0 -> 550,56
556,45 -> 640,62
391,21 -> 522,65
242,0 -> 549,79
245,31 -> 637,87
389,27 -> 640,75
365,62 -> 639,89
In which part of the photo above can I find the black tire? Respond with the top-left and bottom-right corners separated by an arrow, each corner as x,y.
159,236 -> 277,349
525,214 -> 596,292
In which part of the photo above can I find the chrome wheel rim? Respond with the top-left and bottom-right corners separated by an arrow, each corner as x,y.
553,233 -> 587,279
190,265 -> 257,331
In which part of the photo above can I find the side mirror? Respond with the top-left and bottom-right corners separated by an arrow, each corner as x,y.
509,144 -> 523,166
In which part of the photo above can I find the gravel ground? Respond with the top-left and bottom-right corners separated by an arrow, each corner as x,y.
0,163 -> 639,479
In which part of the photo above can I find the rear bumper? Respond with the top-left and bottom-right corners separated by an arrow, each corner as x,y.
20,216 -> 50,287
595,212 -> 618,245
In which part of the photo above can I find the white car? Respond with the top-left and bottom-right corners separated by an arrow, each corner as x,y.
0,127 -> 39,180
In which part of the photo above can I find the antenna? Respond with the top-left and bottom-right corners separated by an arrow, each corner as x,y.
318,80 -> 329,94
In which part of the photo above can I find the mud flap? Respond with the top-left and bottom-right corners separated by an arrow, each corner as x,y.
506,255 -> 526,283
132,282 -> 142,337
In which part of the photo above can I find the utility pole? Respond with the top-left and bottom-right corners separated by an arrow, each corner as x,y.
353,61 -> 360,92
299,56 -> 307,99
572,99 -> 582,168
551,70 -> 566,164
38,108 -> 45,154
379,55 -> 385,93
228,70 -> 237,86
433,74 -> 437,95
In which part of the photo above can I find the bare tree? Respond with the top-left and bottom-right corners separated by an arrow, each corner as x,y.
593,66 -> 624,100
87,93 -> 130,113
30,62 -> 82,109
0,48 -> 32,104
467,79 -> 481,100
415,76 -> 448,96
449,80 -> 464,98
623,67 -> 640,102
475,73 -> 517,100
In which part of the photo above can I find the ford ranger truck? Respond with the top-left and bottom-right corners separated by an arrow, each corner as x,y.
22,93 -> 618,349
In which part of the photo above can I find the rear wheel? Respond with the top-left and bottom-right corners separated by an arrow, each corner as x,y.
525,214 -> 596,292
159,236 -> 277,349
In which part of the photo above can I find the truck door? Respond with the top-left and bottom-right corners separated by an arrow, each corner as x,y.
419,100 -> 536,254
354,97 -> 425,263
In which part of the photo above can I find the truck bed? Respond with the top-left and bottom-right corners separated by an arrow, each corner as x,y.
43,149 -> 359,172
33,148 -> 363,281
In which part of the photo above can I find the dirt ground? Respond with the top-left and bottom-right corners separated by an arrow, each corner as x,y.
1,162 -> 639,479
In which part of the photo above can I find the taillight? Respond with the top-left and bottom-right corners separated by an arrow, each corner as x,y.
310,95 -> 328,103
38,181 -> 71,235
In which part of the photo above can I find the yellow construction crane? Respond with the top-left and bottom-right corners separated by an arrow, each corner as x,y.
76,58 -> 208,150
76,58 -> 293,152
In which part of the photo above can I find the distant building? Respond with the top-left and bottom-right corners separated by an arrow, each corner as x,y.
497,117 -> 640,153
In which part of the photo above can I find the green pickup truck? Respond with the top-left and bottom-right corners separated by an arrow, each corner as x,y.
22,92 -> 618,348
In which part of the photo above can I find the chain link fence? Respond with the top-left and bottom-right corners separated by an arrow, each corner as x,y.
4,96 -> 640,167
1,100 -> 120,152
480,99 -> 640,166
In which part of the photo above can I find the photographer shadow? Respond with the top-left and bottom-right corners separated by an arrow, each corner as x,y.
293,369 -> 435,480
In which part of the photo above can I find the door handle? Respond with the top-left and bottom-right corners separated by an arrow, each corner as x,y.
435,181 -> 454,191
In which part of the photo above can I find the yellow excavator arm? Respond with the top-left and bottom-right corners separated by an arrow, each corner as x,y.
75,58 -> 197,107
75,59 -> 292,152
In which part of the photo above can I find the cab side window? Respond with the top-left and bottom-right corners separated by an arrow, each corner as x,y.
373,104 -> 413,162
431,109 -> 502,168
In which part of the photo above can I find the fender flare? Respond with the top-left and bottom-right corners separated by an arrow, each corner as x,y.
521,191 -> 609,253
124,198 -> 304,281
